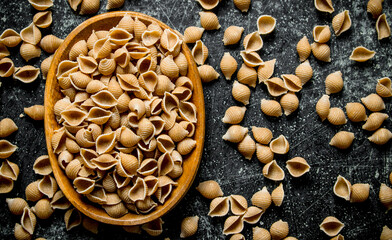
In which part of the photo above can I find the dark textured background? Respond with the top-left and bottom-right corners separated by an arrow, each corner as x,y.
0,0 -> 392,239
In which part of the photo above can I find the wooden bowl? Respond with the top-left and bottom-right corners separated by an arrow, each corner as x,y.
44,11 -> 205,226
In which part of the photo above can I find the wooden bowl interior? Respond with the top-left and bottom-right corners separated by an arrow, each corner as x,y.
44,11 -> 205,226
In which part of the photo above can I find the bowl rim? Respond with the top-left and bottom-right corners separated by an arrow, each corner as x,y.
44,11 -> 205,226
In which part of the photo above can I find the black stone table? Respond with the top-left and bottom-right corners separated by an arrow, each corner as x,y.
1,0 -> 391,239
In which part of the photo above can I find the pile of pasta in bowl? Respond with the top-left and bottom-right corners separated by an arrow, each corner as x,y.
51,13 -> 198,218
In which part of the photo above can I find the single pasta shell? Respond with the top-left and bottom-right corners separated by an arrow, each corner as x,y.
251,186 -> 272,210
253,227 -> 271,240
260,99 -> 282,117
237,134 -> 256,160
376,77 -> 392,98
295,60 -> 313,85
223,215 -> 244,235
0,118 -> 18,138
79,0 -> 100,15
98,58 -> 116,76
192,40 -> 209,66
380,226 -> 392,240
270,135 -> 289,154
320,216 -> 344,237
313,25 -> 331,43
0,139 -> 18,159
234,0 -> 251,12
367,0 -> 383,19
24,105 -> 45,121
282,74 -> 302,92
333,175 -> 352,201
6,198 -> 28,215
64,208 -> 82,231
25,181 -> 44,202
13,65 -> 40,84
229,195 -> 248,215
350,183 -> 370,203
222,106 -> 246,124
14,223 -> 32,240
40,34 -> 63,53
368,128 -> 392,145
232,81 -> 251,105
280,92 -> 299,116
0,57 -> 15,78
28,0 -> 53,10
257,15 -> 276,35
183,26 -> 204,44
376,14 -> 391,40
180,216 -> 199,238
332,10 -> 351,36
33,155 -> 52,176
314,0 -> 334,13
258,58 -> 276,83
270,220 -> 289,240
362,112 -> 388,131
361,93 -> 385,111
173,53 -> 188,76
286,157 -> 310,177
33,11 -> 52,28
0,175 -> 13,193
41,55 -> 53,80
243,206 -> 263,224
32,198 -> 53,220
178,137 -> 197,155
196,180 -> 223,199
316,94 -> 330,121
240,51 -> 264,68
271,183 -> 285,206
199,11 -> 221,30
243,31 -> 263,53
311,42 -> 331,62
264,77 -> 288,97
69,40 -> 88,61
262,160 -> 285,181
208,196 -> 229,217
345,102 -> 367,122
106,0 -> 124,9
21,207 -> 36,235
325,71 -> 343,94
0,159 -> 19,180
349,46 -> 375,62
296,36 -> 311,62
0,43 -> 10,59
20,42 -> 41,62
38,175 -> 58,198
379,183 -> 392,211
256,143 -> 274,164
161,55 -> 179,79
223,26 -> 244,45
141,218 -> 164,237
330,235 -> 344,240
196,0 -> 220,10
327,107 -> 347,125
220,52 -> 238,80
230,234 -> 245,240
252,126 -> 273,145
198,64 -> 220,83
0,29 -> 21,47
237,63 -> 257,87
20,22 -> 42,45
330,131 -> 354,149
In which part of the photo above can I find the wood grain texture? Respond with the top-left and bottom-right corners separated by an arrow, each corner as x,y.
44,11 -> 205,226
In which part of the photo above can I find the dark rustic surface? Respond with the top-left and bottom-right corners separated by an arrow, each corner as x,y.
0,0 -> 392,239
